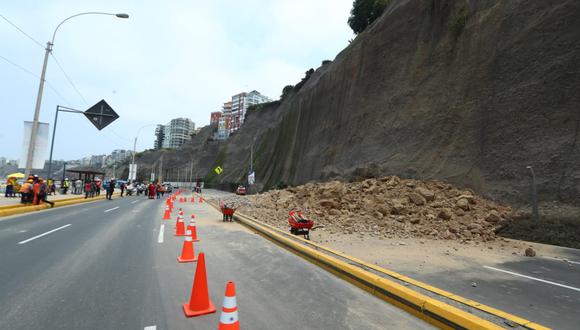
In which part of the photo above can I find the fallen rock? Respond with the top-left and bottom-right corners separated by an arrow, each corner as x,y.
438,208 -> 453,220
408,193 -> 426,206
525,247 -> 536,257
456,198 -> 470,211
416,187 -> 435,202
485,211 -> 502,223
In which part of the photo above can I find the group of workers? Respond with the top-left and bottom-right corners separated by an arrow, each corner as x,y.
17,175 -> 55,207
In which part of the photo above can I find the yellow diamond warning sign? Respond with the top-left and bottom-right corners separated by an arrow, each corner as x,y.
214,166 -> 223,175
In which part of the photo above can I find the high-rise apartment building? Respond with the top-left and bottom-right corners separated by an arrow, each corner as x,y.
154,118 -> 195,149
228,90 -> 271,132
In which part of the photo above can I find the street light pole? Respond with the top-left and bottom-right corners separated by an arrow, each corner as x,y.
130,124 -> 155,182
24,12 -> 129,178
526,166 -> 539,223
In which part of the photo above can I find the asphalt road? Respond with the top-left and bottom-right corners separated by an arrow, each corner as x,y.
202,189 -> 580,330
416,249 -> 580,330
0,194 -> 431,329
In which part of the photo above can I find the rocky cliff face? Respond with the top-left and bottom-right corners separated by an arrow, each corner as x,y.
143,0 -> 580,204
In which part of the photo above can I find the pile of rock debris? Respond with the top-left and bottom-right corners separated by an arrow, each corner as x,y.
218,176 -> 513,242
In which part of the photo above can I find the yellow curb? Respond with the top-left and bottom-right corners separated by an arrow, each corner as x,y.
0,195 -> 88,210
205,198 -> 550,330
0,193 -> 120,218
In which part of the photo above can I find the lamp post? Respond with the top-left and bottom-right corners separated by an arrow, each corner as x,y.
24,12 -> 129,178
526,166 -> 539,223
130,124 -> 155,182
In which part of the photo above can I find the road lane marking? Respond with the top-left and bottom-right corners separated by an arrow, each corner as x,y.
131,200 -> 139,204
104,206 -> 120,213
144,326 -> 156,330
484,266 -> 580,292
18,224 -> 72,244
157,224 -> 165,243
543,256 -> 580,265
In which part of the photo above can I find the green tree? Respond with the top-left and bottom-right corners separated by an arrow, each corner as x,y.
348,0 -> 391,34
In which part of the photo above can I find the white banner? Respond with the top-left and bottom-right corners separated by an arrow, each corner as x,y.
19,121 -> 49,169
248,171 -> 255,185
150,172 -> 155,182
128,164 -> 137,180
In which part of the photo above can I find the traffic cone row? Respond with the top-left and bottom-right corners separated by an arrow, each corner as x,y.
160,189 -> 239,327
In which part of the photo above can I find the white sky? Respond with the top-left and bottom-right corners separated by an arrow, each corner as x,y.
0,0 -> 354,161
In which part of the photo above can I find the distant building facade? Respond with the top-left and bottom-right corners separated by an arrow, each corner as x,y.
210,112 -> 222,126
229,90 -> 271,133
154,118 -> 195,149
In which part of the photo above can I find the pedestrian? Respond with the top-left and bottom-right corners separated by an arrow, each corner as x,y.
84,180 -> 91,199
107,179 -> 115,200
37,179 -> 54,207
32,179 -> 40,205
5,176 -> 15,197
62,178 -> 70,194
96,179 -> 102,196
156,183 -> 162,199
148,182 -> 155,199
19,179 -> 33,204
75,179 -> 83,194
71,179 -> 76,194
47,178 -> 54,195
120,182 -> 126,197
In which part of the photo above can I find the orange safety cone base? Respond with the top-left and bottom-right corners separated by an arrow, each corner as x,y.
174,232 -> 187,237
182,301 -> 216,317
178,255 -> 198,263
219,323 -> 240,330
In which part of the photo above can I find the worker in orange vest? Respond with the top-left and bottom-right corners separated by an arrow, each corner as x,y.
33,179 -> 41,205
19,179 -> 33,204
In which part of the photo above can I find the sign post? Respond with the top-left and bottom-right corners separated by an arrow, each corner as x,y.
46,101 -> 119,179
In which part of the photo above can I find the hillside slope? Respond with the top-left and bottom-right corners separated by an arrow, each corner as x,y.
143,0 -> 580,204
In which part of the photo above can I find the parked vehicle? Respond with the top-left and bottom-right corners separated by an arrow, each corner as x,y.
235,185 -> 246,195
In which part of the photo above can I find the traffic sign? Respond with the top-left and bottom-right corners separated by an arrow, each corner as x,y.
84,100 -> 119,130
214,166 -> 223,175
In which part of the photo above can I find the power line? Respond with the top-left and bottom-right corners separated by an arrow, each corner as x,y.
0,13 -> 45,49
0,53 -> 73,106
50,53 -> 89,106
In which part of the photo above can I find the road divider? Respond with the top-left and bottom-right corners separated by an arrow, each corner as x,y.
205,199 -> 550,330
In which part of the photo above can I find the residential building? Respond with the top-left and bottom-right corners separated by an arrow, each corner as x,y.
154,124 -> 165,150
210,112 -> 222,126
154,118 -> 195,149
0,157 -> 6,167
111,149 -> 133,163
89,155 -> 105,168
229,90 -> 271,133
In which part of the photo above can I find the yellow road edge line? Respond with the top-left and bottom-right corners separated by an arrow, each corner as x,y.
205,199 -> 534,330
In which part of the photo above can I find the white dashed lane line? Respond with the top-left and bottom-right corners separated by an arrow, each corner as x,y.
484,266 -> 580,292
157,224 -> 165,243
18,224 -> 72,245
104,206 -> 120,213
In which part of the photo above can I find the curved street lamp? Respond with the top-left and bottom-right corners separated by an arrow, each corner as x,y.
24,12 -> 129,177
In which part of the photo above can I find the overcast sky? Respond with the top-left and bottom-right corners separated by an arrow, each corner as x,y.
1,0 -> 354,161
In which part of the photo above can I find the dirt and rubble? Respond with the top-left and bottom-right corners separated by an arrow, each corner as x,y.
218,176 -> 513,243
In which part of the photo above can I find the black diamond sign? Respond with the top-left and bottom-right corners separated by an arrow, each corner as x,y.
84,99 -> 119,131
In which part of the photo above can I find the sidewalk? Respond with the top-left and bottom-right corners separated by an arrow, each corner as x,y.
0,192 -> 96,207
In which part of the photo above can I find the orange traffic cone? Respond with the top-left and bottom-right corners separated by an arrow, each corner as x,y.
199,197 -> 203,203
218,281 -> 239,330
172,195 -> 177,201
183,253 -> 216,317
187,217 -> 199,242
179,208 -> 184,216
191,197 -> 195,203
175,216 -> 186,236
163,206 -> 171,220
178,230 -> 197,263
